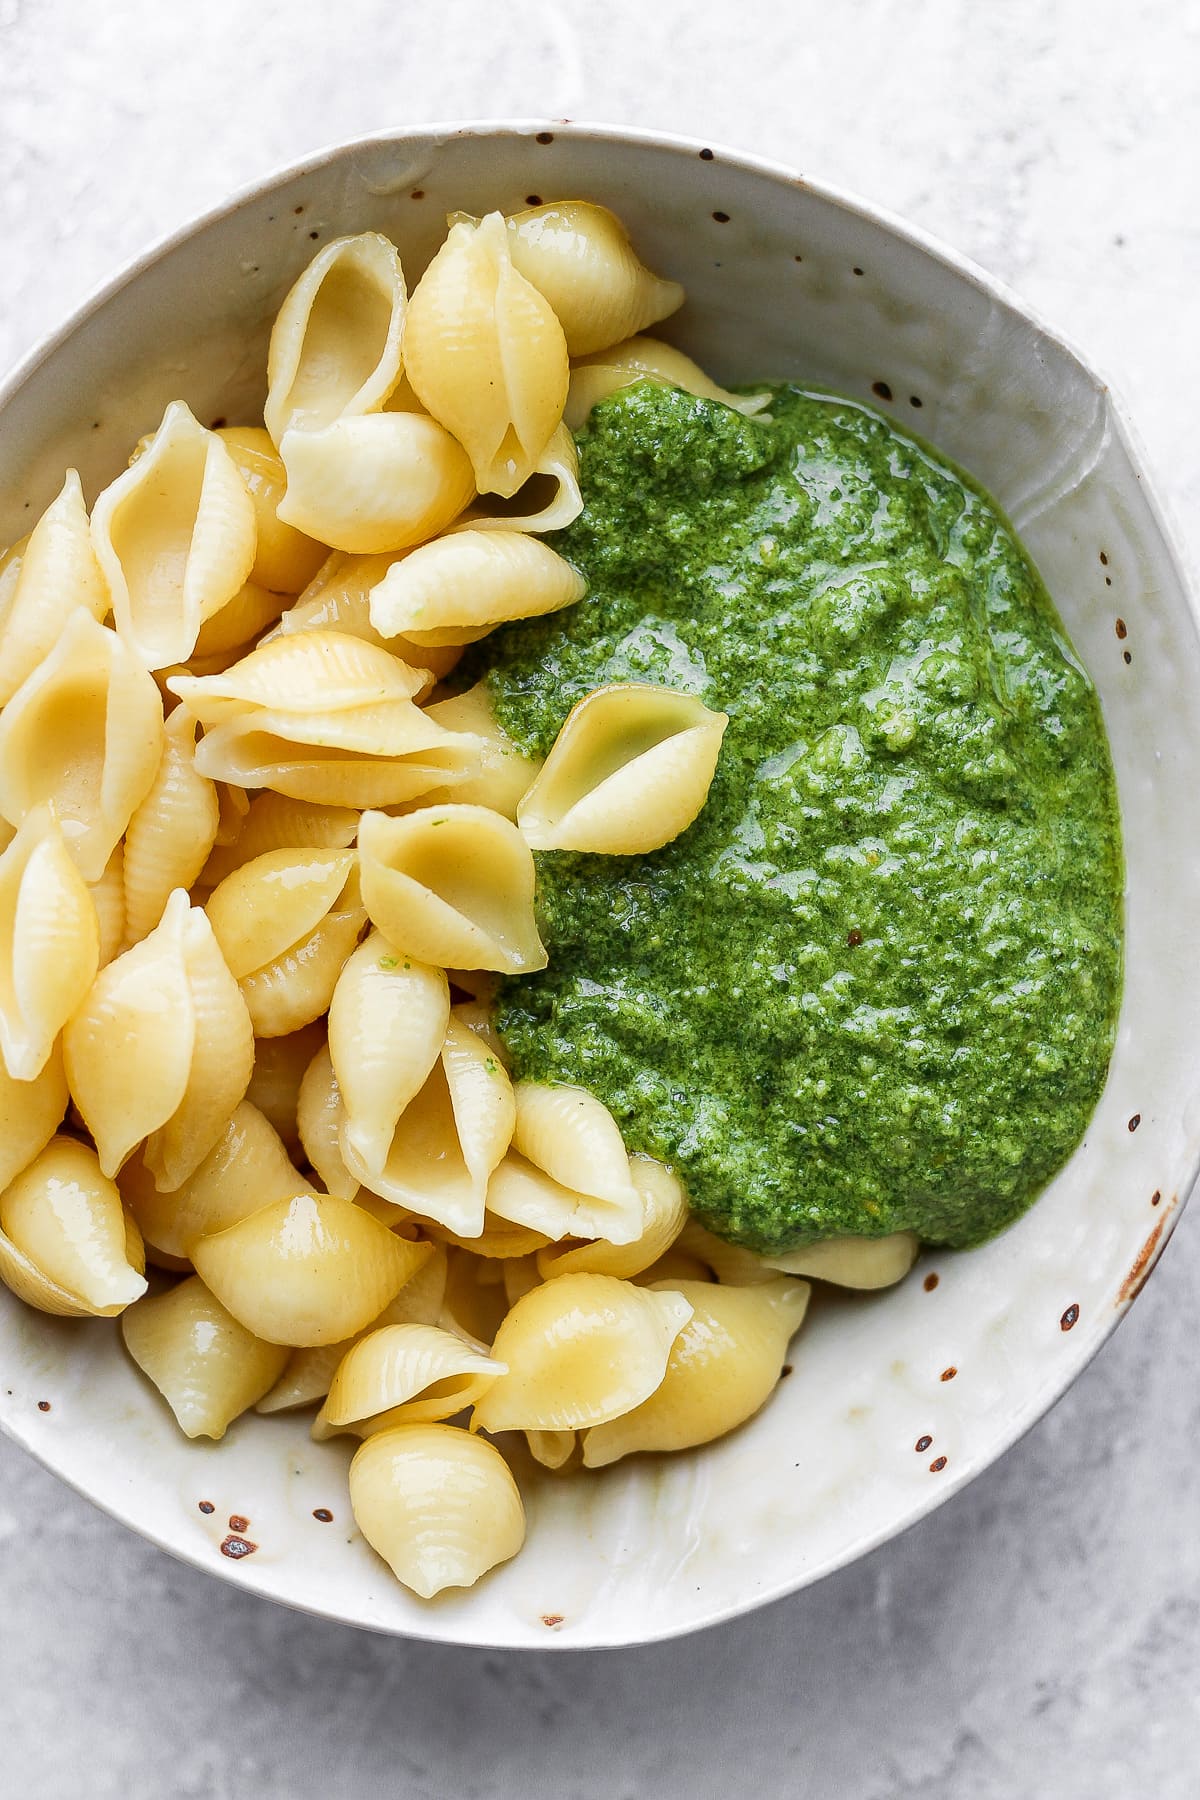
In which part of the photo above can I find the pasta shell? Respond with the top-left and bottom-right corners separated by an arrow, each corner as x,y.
526,1429 -> 576,1471
243,1021 -> 326,1151
405,683 -> 541,819
357,805 -> 545,974
122,706 -> 221,946
503,200 -> 684,356
0,1039 -> 68,1192
234,864 -> 366,1039
535,1155 -> 688,1282
461,423 -> 582,534
471,1273 -> 693,1433
193,580 -> 287,660
429,1213 -> 549,1261
296,1042 -> 359,1200
348,1423 -> 525,1598
760,1232 -> 920,1289
439,1246 -> 512,1346
264,232 -> 407,443
205,848 -> 357,980
89,846 -> 127,968
255,1244 -> 447,1414
0,806 -> 99,1079
277,413 -> 475,554
212,781 -> 252,846
313,1322 -> 506,1439
201,792 -> 359,887
91,401 -> 257,669
564,334 -> 772,433
192,1191 -> 426,1346
121,1275 -> 288,1439
120,1099 -> 313,1261
510,1082 -> 640,1236
404,211 -> 569,497
216,427 -> 326,593
516,683 -> 728,854
0,471 -> 109,705
0,608 -> 164,882
278,550 -> 462,677
189,713 -> 486,809
369,529 -> 585,650
674,1217 -> 779,1286
327,932 -> 449,1178
169,629 -> 429,722
0,1136 -> 147,1314
581,1277 -> 811,1467
632,1246 -> 714,1286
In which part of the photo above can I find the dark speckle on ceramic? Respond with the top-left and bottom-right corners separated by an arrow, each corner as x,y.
915,1434 -> 933,1453
929,1456 -> 948,1472
1129,1114 -> 1142,1132
1119,1219 -> 1167,1306
220,1535 -> 258,1560
228,1514 -> 249,1533
940,1366 -> 957,1382
541,1614 -> 565,1629
1115,618 -> 1128,639
923,1272 -> 939,1292
1060,1303 -> 1080,1331
197,1500 -> 215,1515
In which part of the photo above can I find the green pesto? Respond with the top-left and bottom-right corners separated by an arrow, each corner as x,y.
477,383 -> 1123,1253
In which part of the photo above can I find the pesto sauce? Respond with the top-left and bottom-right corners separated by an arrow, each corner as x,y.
478,384 -> 1123,1253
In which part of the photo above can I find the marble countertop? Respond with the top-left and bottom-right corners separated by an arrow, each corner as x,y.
2,2 -> 1198,1795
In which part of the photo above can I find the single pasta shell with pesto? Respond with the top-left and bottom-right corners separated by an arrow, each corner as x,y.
358,805 -> 546,974
471,1273 -> 693,1433
192,1191 -> 426,1346
403,211 -> 569,498
368,530 -> 585,649
503,201 -> 684,356
0,470 -> 109,706
535,1155 -> 688,1281
264,232 -> 407,444
0,804 -> 99,1081
277,413 -> 476,555
581,1277 -> 811,1467
516,683 -> 728,854
760,1231 -> 920,1289
313,1321 -> 506,1439
121,1275 -> 289,1439
564,333 -> 772,433
0,1137 -> 147,1315
349,1423 -> 526,1599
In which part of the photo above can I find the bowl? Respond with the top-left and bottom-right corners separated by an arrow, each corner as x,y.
1,121 -> 1197,1650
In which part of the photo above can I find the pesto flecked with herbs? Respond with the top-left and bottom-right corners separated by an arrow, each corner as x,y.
477,383 -> 1123,1253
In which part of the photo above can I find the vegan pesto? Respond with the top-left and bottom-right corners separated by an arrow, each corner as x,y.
478,383 -> 1123,1253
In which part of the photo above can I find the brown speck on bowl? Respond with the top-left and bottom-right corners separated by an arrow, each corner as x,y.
1119,1219 -> 1167,1306
909,395 -> 923,408
1060,1303 -> 1080,1331
923,1272 -> 939,1292
198,1500 -> 215,1515
410,190 -> 425,200
229,1513 -> 249,1533
779,1364 -> 793,1379
1123,650 -> 1133,665
525,195 -> 542,207
1129,1113 -> 1141,1132
541,1614 -> 565,1628
852,265 -> 864,276
36,1400 -> 50,1413
313,1508 -> 334,1523
536,132 -> 555,145
699,147 -> 714,161
929,1456 -> 948,1472
940,1366 -> 957,1382
915,1434 -> 933,1453
1115,618 -> 1127,638
712,211 -> 730,223
871,381 -> 893,402
1152,1189 -> 1162,1206
220,1535 -> 258,1560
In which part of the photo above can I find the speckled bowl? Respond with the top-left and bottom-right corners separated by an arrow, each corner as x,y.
1,123 -> 1196,1649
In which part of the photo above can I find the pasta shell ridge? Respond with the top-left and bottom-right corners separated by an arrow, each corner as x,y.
121,1275 -> 288,1439
0,1136 -> 147,1314
564,334 -> 772,433
368,528 -> 585,648
122,706 -> 221,945
0,470 -> 109,706
276,413 -> 476,555
313,1321 -> 505,1438
0,805 -> 99,1080
504,200 -> 684,357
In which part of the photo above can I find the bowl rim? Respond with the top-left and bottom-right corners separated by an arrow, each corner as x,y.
1,116 -> 1197,1650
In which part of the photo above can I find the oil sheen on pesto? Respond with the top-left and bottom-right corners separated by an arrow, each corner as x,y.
478,383 -> 1123,1254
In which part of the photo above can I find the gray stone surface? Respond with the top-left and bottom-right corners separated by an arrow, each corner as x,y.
2,2 -> 1199,1794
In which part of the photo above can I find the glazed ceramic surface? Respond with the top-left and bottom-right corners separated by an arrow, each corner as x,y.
0,123 -> 1195,1649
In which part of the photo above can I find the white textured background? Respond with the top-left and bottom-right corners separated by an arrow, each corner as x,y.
2,2 -> 1199,1796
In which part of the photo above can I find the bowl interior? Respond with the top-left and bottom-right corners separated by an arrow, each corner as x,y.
1,124 -> 1197,1649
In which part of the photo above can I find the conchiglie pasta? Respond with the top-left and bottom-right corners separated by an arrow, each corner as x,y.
0,470 -> 109,705
581,1277 -> 811,1466
404,210 -> 569,497
357,805 -> 545,974
122,705 -> 220,945
313,1322 -> 506,1439
564,333 -> 772,433
0,1137 -> 146,1315
91,401 -> 257,670
535,1156 -> 688,1282
192,1191 -> 427,1346
215,427 -> 326,593
0,608 -> 164,882
121,1275 -> 288,1439
470,1273 -> 693,1433
279,550 -> 463,677
368,529 -> 585,649
516,683 -> 728,854
0,1040 -> 68,1193
407,683 -> 541,820
0,806 -> 99,1080
503,200 -> 684,356
349,1423 -> 525,1599
264,232 -> 407,443
192,580 -> 287,661
296,1041 -> 359,1200
505,1082 -> 641,1240
201,791 -> 358,887
760,1231 -> 920,1289
214,855 -> 365,1038
170,628 -> 430,721
439,1245 -> 512,1346
89,847 -> 127,968
461,424 -> 582,534
277,413 -> 476,555
242,1021 -> 326,1151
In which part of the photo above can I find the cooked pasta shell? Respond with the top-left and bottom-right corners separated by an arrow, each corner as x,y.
674,1217 -> 779,1285
503,200 -> 683,357
439,1245 -> 511,1346
0,1136 -> 147,1314
327,932 -> 449,1177
123,706 -> 221,946
526,1429 -> 576,1471
0,608 -> 164,882
193,580 -> 287,660
242,1021 -> 325,1151
581,1277 -> 811,1467
201,792 -> 359,887
429,1212 -> 549,1261
632,1245 -> 714,1286
517,683 -> 728,854
264,232 -> 407,443
277,413 -> 475,555
255,1243 -> 447,1414
535,1155 -> 688,1282
313,1322 -> 506,1439
206,848 -> 357,980
88,846 -> 126,968
564,334 -> 772,432
279,550 -> 462,676
216,427 -> 326,593
190,713 -> 486,809
120,1099 -> 313,1261
122,1274 -> 288,1439
404,211 -> 569,498
357,805 -> 545,974
760,1231 -> 920,1289
461,424 -> 582,535
213,781 -> 252,846
170,628 -> 429,722
349,1422 -> 525,1598
368,529 -> 585,649
0,806 -> 99,1080
471,1273 -> 693,1433
0,471 -> 109,706
0,1039 -> 68,1192
296,1042 -> 359,1200
192,1191 -> 426,1346
91,401 -> 257,670
509,1082 -> 640,1236
238,866 -> 366,1039
407,683 -> 541,819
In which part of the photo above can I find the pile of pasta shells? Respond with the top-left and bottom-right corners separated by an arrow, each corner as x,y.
0,200 -> 917,1601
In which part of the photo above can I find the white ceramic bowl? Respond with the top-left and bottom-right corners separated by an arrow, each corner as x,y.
2,122 -> 1197,1650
